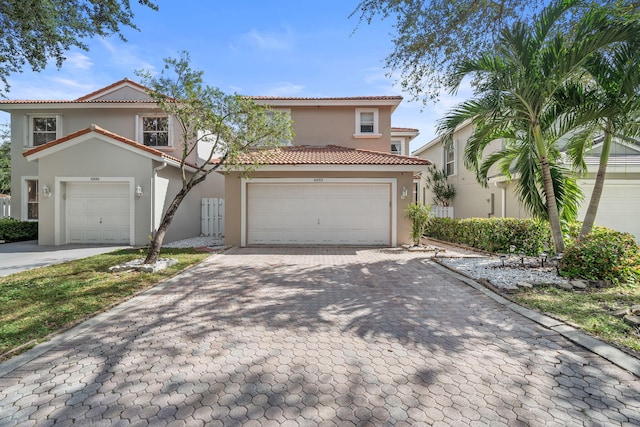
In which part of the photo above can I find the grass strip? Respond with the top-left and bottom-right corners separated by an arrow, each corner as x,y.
0,248 -> 210,358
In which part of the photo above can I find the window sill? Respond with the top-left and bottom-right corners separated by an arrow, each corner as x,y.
147,146 -> 175,152
353,133 -> 383,139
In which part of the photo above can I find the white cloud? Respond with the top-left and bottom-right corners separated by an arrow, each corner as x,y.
99,39 -> 156,75
62,52 -> 93,71
262,83 -> 305,97
241,27 -> 294,51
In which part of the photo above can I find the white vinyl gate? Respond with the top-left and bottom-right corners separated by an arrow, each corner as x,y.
0,197 -> 9,218
201,198 -> 224,237
431,205 -> 454,218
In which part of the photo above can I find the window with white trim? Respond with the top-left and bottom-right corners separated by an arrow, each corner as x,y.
444,143 -> 456,176
265,109 -> 292,145
141,116 -> 170,147
355,108 -> 380,137
28,115 -> 61,146
25,179 -> 38,220
391,138 -> 404,155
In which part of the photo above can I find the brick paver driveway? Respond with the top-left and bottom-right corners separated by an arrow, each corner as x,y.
1,247 -> 638,426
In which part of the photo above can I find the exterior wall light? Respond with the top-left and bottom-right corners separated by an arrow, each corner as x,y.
135,185 -> 143,197
401,186 -> 408,199
42,186 -> 51,197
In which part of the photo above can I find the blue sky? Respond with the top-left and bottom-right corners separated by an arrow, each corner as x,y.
3,1 -> 472,151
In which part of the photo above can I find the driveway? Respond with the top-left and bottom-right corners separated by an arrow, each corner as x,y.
0,247 -> 638,426
0,240 -> 127,277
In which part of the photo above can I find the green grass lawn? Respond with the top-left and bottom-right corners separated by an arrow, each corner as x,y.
0,248 -> 210,359
510,283 -> 640,355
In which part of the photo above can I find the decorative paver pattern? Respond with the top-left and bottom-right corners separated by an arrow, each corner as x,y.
1,247 -> 639,426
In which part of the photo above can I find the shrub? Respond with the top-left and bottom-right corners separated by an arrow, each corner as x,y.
0,218 -> 38,242
560,228 -> 640,285
405,203 -> 431,246
425,217 -> 552,256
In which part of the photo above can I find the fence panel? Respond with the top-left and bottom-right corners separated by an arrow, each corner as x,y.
0,197 -> 10,219
201,198 -> 224,237
431,205 -> 453,218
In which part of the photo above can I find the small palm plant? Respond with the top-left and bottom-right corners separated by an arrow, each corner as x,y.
406,203 -> 431,246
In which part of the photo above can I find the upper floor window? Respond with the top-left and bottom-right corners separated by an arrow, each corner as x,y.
354,108 -> 381,138
265,109 -> 292,146
29,115 -> 61,146
391,139 -> 404,155
142,116 -> 169,147
444,143 -> 456,176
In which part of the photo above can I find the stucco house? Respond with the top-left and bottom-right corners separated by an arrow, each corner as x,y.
413,121 -> 640,242
1,79 -> 429,247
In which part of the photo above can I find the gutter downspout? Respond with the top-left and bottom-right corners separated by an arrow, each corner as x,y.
151,162 -> 168,237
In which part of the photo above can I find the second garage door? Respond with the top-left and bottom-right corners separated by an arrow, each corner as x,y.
578,180 -> 640,243
248,182 -> 391,245
66,182 -> 131,244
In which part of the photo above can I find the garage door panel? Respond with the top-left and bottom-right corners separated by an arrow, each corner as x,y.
579,181 -> 640,242
66,182 -> 131,245
248,182 -> 391,245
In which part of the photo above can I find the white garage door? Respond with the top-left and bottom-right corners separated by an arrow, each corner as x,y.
248,183 -> 391,245
66,182 -> 131,244
578,180 -> 640,243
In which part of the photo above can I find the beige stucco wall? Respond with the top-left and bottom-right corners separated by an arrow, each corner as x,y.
34,137 -> 154,245
155,165 -> 211,244
9,107 -> 194,220
224,170 -> 415,247
415,129 -> 530,219
290,106 -> 393,152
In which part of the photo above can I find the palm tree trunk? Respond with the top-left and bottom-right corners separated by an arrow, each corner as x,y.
540,156 -> 566,253
579,127 -> 612,240
533,125 -> 565,253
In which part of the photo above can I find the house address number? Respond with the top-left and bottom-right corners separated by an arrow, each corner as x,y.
313,178 -> 323,182
90,177 -> 100,181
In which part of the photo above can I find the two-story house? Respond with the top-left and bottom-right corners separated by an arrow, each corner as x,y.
1,79 -> 429,247
413,120 -> 640,242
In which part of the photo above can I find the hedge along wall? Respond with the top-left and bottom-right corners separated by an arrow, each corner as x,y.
425,217 -> 552,256
0,219 -> 38,242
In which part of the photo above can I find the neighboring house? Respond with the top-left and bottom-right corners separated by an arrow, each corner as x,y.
413,122 -> 640,241
1,79 -> 429,247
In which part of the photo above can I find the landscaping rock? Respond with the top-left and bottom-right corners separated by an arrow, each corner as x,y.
612,308 -> 630,318
517,281 -> 533,288
109,258 -> 178,273
630,305 -> 640,315
558,282 -> 574,290
623,315 -> 640,327
570,279 -> 588,289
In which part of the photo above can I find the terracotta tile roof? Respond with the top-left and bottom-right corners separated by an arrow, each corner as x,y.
0,99 -> 154,105
75,78 -> 152,101
249,95 -> 403,101
391,127 -> 419,133
231,145 -> 431,166
22,124 -> 196,168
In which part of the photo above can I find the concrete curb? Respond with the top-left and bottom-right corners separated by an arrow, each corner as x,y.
429,259 -> 640,378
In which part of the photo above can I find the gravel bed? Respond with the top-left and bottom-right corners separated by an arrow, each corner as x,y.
163,236 -> 225,248
439,256 -> 568,289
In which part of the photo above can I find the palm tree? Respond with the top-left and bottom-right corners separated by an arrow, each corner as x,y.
438,0 -> 639,253
563,41 -> 640,240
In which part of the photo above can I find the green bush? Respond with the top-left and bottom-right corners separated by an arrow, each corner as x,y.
560,228 -> 640,285
0,218 -> 38,242
405,203 -> 431,246
425,217 -> 552,256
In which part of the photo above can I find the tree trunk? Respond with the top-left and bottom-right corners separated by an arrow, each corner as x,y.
144,184 -> 195,265
540,157 -> 565,253
579,128 -> 612,240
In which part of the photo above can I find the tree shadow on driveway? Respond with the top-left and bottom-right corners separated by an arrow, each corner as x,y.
1,247 -> 638,425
